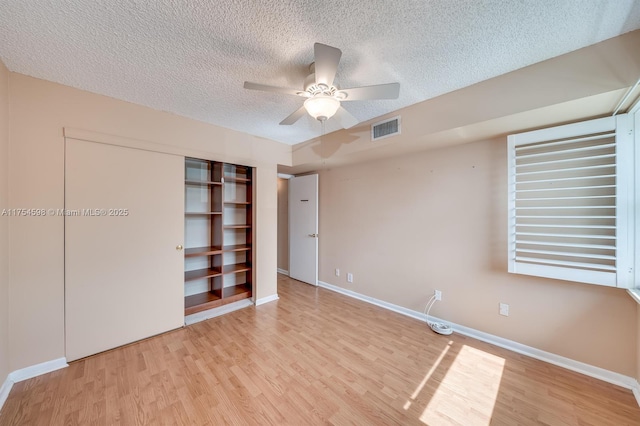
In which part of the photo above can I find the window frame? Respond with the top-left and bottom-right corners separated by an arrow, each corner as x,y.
507,114 -> 634,288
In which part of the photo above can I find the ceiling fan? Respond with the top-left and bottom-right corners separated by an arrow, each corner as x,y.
244,43 -> 400,129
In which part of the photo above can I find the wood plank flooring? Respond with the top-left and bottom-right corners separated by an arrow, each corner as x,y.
1,274 -> 639,425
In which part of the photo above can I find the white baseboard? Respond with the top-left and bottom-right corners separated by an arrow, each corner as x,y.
8,357 -> 68,383
185,299 -> 253,325
0,357 -> 69,413
318,280 -> 640,401
633,381 -> 640,408
277,268 -> 289,276
255,294 -> 279,306
0,376 -> 13,413
318,281 -> 425,322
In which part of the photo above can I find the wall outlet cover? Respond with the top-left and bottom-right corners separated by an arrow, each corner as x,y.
499,303 -> 509,316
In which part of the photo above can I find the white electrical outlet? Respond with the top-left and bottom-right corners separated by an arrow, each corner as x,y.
335,268 -> 340,277
499,303 -> 509,316
347,273 -> 353,283
434,290 -> 442,301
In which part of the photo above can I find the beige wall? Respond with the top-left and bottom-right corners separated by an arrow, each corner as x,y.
7,72 -> 290,371
277,178 -> 289,272
318,138 -> 637,376
0,60 -> 9,382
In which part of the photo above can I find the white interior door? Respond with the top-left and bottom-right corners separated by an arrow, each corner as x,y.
65,139 -> 184,361
289,174 -> 318,285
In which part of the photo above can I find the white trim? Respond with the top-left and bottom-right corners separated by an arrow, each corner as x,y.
615,113 -> 634,288
451,319 -> 637,390
628,289 -> 640,305
632,380 -> 640,408
0,376 -> 13,413
613,77 -> 640,116
634,109 -> 639,289
184,299 -> 253,325
0,358 -> 69,413
277,268 -> 289,276
255,294 -> 280,306
510,116 -> 615,145
277,173 -> 293,179
8,357 -> 68,383
318,280 -> 640,397
630,93 -> 640,114
318,280 -> 424,321
512,262 -> 616,287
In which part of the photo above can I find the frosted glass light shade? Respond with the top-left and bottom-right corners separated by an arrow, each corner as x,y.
304,96 -> 340,121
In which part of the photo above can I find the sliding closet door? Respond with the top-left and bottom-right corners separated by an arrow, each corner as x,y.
65,139 -> 184,361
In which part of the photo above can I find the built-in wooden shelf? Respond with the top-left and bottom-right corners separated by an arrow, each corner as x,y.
184,284 -> 252,315
223,263 -> 251,274
223,244 -> 251,252
185,212 -> 222,215
223,176 -> 250,183
185,268 -> 222,281
185,180 -> 223,186
184,291 -> 222,315
222,284 -> 252,301
184,246 -> 223,257
185,159 -> 252,317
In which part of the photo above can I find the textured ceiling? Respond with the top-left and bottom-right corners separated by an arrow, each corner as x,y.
0,1 -> 639,145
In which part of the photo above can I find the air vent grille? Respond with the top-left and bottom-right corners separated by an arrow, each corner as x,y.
371,116 -> 401,141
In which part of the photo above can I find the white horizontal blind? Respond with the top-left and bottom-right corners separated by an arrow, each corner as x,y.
507,115 -> 633,287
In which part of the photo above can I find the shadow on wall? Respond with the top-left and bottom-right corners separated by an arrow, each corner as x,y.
293,129 -> 361,164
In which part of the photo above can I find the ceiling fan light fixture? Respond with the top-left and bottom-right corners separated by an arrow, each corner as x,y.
304,95 -> 340,121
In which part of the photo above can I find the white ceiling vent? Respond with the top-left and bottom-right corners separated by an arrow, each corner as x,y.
371,116 -> 401,141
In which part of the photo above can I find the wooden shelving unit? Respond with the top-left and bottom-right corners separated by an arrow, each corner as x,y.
184,158 -> 252,316
185,268 -> 222,281
184,246 -> 222,257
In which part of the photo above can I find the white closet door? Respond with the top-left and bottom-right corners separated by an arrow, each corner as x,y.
65,139 -> 184,361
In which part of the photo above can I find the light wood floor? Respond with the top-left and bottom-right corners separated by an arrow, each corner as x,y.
1,275 -> 639,425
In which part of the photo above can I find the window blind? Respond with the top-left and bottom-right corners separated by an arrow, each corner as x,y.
507,115 -> 633,287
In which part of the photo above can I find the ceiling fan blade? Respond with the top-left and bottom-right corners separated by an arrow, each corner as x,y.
280,106 -> 307,125
339,83 -> 400,101
244,82 -> 303,96
335,106 -> 359,129
314,43 -> 342,86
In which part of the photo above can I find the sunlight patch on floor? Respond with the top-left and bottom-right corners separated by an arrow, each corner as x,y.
403,341 -> 453,410
419,345 -> 505,426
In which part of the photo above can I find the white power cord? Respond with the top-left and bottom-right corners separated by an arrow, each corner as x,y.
424,294 -> 453,335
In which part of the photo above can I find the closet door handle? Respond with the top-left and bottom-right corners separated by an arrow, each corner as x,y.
308,234 -> 318,238
176,245 -> 183,250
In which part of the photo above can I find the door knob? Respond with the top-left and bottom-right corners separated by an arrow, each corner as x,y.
176,245 -> 183,250
308,234 -> 318,238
